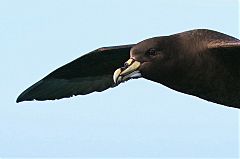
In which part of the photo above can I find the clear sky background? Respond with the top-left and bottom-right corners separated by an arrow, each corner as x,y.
0,0 -> 239,158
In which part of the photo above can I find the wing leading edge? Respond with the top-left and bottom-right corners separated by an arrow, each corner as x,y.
16,44 -> 134,102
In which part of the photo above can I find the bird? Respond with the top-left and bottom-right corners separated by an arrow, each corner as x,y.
16,29 -> 240,109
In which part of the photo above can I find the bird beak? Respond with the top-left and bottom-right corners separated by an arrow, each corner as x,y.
113,58 -> 142,85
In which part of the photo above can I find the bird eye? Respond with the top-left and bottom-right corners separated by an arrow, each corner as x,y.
146,48 -> 157,56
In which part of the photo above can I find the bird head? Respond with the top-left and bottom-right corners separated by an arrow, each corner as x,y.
113,36 -> 180,85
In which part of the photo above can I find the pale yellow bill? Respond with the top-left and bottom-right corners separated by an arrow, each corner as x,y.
113,59 -> 141,84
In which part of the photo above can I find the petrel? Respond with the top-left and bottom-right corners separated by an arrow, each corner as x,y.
17,29 -> 240,109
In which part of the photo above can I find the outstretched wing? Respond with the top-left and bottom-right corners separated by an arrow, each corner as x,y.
17,44 -> 134,102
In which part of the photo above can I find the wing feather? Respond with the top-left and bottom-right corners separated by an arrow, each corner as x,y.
17,44 -> 133,102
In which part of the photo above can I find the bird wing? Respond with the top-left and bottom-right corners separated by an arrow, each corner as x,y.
207,37 -> 240,74
17,44 -> 134,102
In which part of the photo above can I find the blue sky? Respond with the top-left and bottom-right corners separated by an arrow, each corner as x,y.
0,0 -> 239,158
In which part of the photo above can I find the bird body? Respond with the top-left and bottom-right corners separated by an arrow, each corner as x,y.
17,29 -> 240,109
135,30 -> 240,108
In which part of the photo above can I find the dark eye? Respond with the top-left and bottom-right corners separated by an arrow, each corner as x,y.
146,48 -> 157,56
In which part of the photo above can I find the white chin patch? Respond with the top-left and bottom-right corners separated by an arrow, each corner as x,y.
122,70 -> 142,81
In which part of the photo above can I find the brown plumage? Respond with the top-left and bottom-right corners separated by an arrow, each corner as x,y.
17,29 -> 240,109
